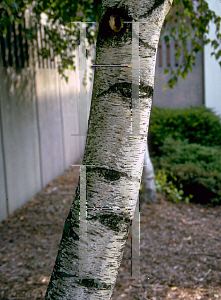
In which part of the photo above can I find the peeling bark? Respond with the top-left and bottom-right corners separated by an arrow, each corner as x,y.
45,0 -> 173,299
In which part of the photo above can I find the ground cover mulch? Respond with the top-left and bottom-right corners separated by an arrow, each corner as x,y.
0,158 -> 221,300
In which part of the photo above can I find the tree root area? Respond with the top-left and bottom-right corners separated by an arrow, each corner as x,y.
0,159 -> 221,299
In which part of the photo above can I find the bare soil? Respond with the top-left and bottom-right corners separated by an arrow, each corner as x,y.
0,158 -> 221,300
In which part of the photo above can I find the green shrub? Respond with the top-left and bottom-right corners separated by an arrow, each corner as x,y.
152,138 -> 221,204
148,106 -> 221,156
155,169 -> 193,204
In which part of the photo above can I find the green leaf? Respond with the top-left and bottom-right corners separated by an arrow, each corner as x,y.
211,40 -> 219,49
182,73 -> 187,80
164,35 -> 170,43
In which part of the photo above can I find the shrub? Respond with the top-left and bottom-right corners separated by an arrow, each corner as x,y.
152,138 -> 221,204
148,106 -> 221,156
155,169 -> 193,204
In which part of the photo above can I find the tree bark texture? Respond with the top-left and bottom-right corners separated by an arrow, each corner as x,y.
45,0 -> 172,299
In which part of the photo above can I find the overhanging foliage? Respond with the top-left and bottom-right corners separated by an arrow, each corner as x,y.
0,0 -> 220,87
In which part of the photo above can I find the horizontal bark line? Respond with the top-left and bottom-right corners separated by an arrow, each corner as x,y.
84,132 -> 148,137
83,165 -> 144,182
96,82 -> 153,100
139,38 -> 156,52
62,191 -> 132,239
86,166 -> 129,181
86,206 -> 132,212
139,0 -> 165,19
86,211 -> 131,232
78,278 -> 112,290
47,272 -> 113,290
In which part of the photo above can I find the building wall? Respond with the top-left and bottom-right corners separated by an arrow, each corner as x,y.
204,0 -> 221,117
153,33 -> 204,108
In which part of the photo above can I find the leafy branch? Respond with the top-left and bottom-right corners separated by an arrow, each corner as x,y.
0,0 -> 220,87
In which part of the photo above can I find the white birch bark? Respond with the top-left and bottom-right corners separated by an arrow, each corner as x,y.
45,0 -> 173,299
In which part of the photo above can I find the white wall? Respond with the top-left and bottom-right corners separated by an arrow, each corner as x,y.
204,0 -> 221,117
0,45 -> 95,222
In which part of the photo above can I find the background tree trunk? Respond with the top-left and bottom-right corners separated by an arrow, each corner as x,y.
45,0 -> 172,299
140,145 -> 157,204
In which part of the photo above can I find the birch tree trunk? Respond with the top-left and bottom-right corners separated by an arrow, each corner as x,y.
45,0 -> 172,299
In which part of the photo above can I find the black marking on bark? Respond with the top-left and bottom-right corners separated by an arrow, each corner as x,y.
140,83 -> 154,98
96,82 -> 131,100
100,213 -> 130,232
78,278 -> 112,290
97,82 -> 153,100
140,0 -> 165,18
55,271 -> 77,279
115,82 -> 132,98
87,166 -> 128,181
88,212 -> 131,232
63,219 -> 79,241
139,38 -> 156,52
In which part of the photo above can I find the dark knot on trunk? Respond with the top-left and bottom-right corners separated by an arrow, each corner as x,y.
109,15 -> 123,32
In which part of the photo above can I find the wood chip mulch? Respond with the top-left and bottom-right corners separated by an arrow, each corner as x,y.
0,158 -> 221,300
